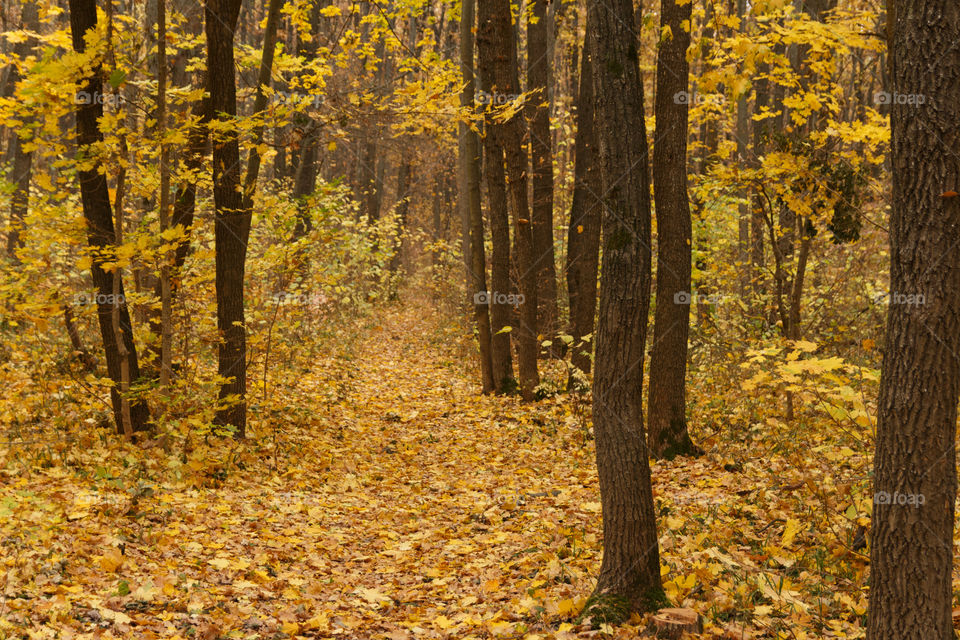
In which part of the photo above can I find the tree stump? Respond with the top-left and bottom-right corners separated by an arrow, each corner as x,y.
648,608 -> 702,639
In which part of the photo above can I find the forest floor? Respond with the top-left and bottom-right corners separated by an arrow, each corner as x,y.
1,296 -> 880,639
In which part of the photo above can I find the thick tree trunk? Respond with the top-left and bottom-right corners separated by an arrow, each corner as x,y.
477,0 -> 539,400
458,0 -> 494,393
584,0 -> 663,616
69,0 -> 151,433
647,0 -> 698,459
205,0 -> 247,434
527,0 -> 558,348
565,16 -> 601,385
867,1 -> 960,637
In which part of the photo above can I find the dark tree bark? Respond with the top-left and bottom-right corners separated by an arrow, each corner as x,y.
583,0 -> 663,617
458,0 -> 494,393
69,0 -> 151,433
647,0 -> 698,459
565,15 -> 601,385
484,126 -> 516,392
4,0 -> 37,260
526,0 -> 558,347
477,0 -> 539,400
867,1 -> 960,637
205,0 -> 247,434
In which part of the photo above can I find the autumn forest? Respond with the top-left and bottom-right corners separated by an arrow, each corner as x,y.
0,0 -> 958,638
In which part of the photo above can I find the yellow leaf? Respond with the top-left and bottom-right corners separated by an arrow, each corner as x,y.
782,518 -> 801,546
99,547 -> 124,572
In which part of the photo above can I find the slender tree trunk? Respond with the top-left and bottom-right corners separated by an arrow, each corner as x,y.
4,1 -> 36,260
750,56 -> 769,313
583,0 -> 663,616
458,0 -> 495,393
157,0 -> 172,388
484,128 -> 515,392
735,0 -> 750,298
647,0 -> 698,459
69,0 -> 151,433
389,159 -> 412,274
867,2 -> 960,637
205,0 -> 247,434
527,0 -> 558,349
477,0 -> 538,400
565,15 -> 601,385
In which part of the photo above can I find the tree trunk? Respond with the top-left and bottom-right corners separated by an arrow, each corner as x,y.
389,159 -> 412,274
4,1 -> 36,260
69,0 -> 151,433
477,0 -> 539,400
584,0 -> 663,616
526,0 -> 558,349
205,0 -> 247,434
483,125 -> 516,392
157,0 -> 172,388
867,1 -> 960,637
565,14 -> 601,385
647,0 -> 698,459
458,0 -> 494,393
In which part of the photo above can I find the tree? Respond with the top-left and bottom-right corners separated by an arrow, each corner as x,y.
867,0 -> 960,636
582,0 -> 664,619
205,0 -> 247,433
476,0 -> 539,400
5,0 -> 38,260
206,0 -> 282,435
526,0 -> 558,347
565,12 -> 601,386
646,0 -> 699,458
458,0 -> 494,393
69,0 -> 151,434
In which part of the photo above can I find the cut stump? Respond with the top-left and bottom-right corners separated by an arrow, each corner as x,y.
647,608 -> 702,639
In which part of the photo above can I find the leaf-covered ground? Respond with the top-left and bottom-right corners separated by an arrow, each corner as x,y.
0,300 -> 887,639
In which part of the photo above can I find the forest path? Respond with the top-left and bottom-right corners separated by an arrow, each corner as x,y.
0,298 -> 609,638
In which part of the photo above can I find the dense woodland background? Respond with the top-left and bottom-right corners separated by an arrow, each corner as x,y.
0,0 -> 958,637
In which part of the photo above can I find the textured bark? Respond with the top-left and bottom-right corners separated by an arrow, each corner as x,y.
458,0 -> 494,393
69,0 -> 151,433
526,0 -> 558,346
205,0 -> 247,434
565,17 -> 601,382
477,0 -> 538,400
647,0 -> 697,459
867,1 -> 960,637
586,0 -> 663,613
483,129 -> 515,392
